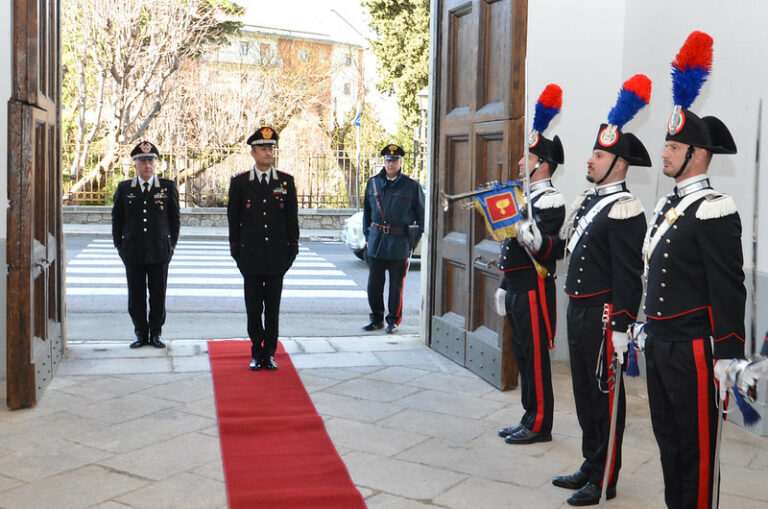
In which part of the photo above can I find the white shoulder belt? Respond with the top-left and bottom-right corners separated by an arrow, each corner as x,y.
566,192 -> 631,253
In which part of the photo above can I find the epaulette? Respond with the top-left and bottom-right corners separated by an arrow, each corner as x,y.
275,169 -> 293,179
608,196 -> 644,219
569,191 -> 591,213
696,192 -> 737,220
535,189 -> 565,209
232,169 -> 249,179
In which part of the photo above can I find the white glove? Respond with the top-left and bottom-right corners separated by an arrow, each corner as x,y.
611,331 -> 628,364
714,359 -> 736,401
738,359 -> 768,397
627,322 -> 647,351
516,219 -> 542,252
494,288 -> 507,317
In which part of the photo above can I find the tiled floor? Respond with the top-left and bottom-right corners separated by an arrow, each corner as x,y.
0,336 -> 766,508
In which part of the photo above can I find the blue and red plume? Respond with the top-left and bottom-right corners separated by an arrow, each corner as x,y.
607,74 -> 652,130
532,84 -> 562,134
671,31 -> 713,109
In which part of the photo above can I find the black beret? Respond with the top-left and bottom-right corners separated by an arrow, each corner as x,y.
380,144 -> 405,157
665,108 -> 736,154
247,127 -> 279,146
130,141 -> 160,160
593,124 -> 652,167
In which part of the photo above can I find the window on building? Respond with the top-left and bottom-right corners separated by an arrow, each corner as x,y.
239,42 -> 249,55
297,49 -> 308,62
344,83 -> 351,95
344,54 -> 352,65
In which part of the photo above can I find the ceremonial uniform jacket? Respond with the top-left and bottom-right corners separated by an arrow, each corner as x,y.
643,180 -> 746,359
227,167 -> 299,275
556,183 -> 646,333
112,176 -> 180,264
363,169 -> 425,260
499,181 -> 566,292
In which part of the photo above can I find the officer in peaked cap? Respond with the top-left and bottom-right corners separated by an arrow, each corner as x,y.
496,84 -> 565,447
112,141 -> 180,349
228,126 -> 299,371
361,143 -> 425,334
641,31 -> 745,509
551,75 -> 652,506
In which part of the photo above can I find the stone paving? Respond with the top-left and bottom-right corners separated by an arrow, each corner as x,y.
0,335 -> 766,508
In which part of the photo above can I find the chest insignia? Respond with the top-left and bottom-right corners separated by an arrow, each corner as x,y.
664,207 -> 679,225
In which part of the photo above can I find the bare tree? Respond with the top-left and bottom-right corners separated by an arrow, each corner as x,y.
62,0 -> 242,198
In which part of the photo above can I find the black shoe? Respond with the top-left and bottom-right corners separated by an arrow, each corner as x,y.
249,358 -> 263,371
385,323 -> 398,334
566,482 -> 616,506
362,320 -> 385,331
552,470 -> 589,490
503,427 -> 552,444
130,335 -> 148,348
263,356 -> 278,370
498,424 -> 523,438
149,335 -> 166,348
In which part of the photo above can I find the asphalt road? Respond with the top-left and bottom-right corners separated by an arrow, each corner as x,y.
64,236 -> 422,342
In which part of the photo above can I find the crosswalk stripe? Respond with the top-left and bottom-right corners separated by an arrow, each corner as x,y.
66,287 -> 366,298
67,259 -> 334,268
66,267 -> 346,276
68,242 -> 360,299
72,254 -> 325,261
66,276 -> 356,286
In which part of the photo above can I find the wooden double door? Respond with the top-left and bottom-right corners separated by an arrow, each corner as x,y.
427,0 -> 527,389
6,0 -> 64,408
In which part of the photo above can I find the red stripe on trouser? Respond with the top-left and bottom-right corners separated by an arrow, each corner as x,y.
527,289 -> 545,433
537,276 -> 554,349
605,305 -> 618,487
394,258 -> 409,325
692,339 -> 710,509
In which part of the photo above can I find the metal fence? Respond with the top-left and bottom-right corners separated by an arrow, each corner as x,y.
62,144 -> 427,208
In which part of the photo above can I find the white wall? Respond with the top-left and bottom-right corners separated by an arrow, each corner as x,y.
1,0 -> 11,380
527,0 -> 626,201
526,0 -> 768,355
623,0 -> 768,276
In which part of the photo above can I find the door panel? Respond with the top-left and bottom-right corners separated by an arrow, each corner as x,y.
429,0 -> 527,389
7,0 -> 63,409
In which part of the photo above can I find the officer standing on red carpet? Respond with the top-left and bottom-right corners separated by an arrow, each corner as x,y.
112,141 -> 180,349
642,31 -> 746,509
362,144 -> 425,334
228,127 -> 299,371
551,75 -> 652,506
495,84 -> 565,446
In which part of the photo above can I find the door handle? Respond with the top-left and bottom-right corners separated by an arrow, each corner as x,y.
472,256 -> 498,270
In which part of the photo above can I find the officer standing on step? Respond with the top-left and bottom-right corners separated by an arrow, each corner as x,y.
228,127 -> 299,371
112,141 -> 180,349
362,144 -> 425,334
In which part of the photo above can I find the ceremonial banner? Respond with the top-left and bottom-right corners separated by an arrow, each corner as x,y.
473,182 -> 524,242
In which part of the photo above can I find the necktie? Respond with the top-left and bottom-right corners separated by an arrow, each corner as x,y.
261,173 -> 268,187
143,182 -> 150,196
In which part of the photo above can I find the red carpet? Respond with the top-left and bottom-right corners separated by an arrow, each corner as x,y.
208,340 -> 366,508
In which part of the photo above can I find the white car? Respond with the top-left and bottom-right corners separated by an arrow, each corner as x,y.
342,211 -> 422,260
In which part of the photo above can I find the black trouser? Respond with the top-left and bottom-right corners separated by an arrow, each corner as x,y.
504,277 -> 556,434
125,262 -> 169,339
367,257 -> 409,325
645,335 -> 718,509
243,273 -> 284,360
566,302 -> 625,488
